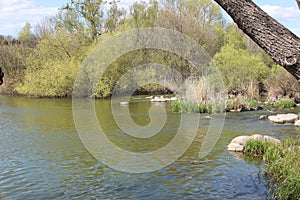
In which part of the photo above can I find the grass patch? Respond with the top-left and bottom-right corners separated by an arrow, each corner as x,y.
273,99 -> 296,108
244,139 -> 270,155
244,139 -> 300,199
170,101 -> 215,113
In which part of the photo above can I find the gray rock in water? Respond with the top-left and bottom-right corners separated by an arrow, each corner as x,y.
227,143 -> 244,152
268,113 -> 298,124
227,136 -> 250,152
264,135 -> 281,143
227,134 -> 280,152
249,134 -> 264,141
295,120 -> 300,126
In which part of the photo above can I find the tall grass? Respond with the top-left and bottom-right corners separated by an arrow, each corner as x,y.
170,101 -> 213,113
244,139 -> 300,199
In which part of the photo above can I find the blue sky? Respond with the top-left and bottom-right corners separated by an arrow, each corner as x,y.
0,0 -> 299,37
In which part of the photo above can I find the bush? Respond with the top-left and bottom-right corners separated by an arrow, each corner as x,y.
213,44 -> 269,99
17,60 -> 79,97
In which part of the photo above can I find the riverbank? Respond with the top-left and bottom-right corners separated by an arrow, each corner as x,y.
244,139 -> 300,200
170,97 -> 299,114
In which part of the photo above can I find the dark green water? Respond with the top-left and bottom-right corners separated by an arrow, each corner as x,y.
0,95 -> 299,199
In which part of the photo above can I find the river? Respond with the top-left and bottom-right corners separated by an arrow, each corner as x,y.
0,95 -> 299,199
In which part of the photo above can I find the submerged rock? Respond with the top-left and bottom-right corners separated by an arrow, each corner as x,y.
151,96 -> 166,102
150,96 -> 177,102
227,134 -> 280,152
259,115 -> 268,120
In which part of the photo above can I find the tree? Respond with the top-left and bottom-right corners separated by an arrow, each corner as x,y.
63,0 -> 106,40
214,0 -> 300,82
213,25 -> 269,98
105,0 -> 126,33
157,0 -> 225,56
129,0 -> 159,28
18,23 -> 36,47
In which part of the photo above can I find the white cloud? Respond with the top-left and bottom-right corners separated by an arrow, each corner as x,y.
0,0 -> 58,36
261,5 -> 300,21
260,5 -> 300,37
291,28 -> 300,37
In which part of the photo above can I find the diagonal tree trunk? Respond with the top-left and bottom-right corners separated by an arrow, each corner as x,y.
214,0 -> 300,82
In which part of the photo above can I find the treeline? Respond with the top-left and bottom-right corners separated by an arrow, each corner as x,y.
0,0 -> 299,100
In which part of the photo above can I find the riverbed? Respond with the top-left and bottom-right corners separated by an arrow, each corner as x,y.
0,95 -> 299,199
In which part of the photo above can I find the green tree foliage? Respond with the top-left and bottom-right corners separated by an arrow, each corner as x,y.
0,23 -> 36,93
129,0 -> 159,28
105,1 -> 127,33
213,24 -> 269,98
62,0 -> 106,40
157,0 -> 225,56
4,0 -> 289,100
16,9 -> 94,96
18,23 -> 36,47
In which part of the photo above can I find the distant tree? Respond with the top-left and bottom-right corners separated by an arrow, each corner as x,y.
213,25 -> 269,98
62,0 -> 106,40
18,23 -> 36,47
105,0 -> 126,33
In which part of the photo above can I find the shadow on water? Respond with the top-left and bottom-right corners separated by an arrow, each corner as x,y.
0,95 -> 299,199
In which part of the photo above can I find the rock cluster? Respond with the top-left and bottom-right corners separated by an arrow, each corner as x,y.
150,96 -> 177,102
227,134 -> 280,152
260,113 -> 300,126
268,113 -> 298,124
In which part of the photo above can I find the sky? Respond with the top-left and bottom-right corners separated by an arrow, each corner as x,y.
0,0 -> 299,37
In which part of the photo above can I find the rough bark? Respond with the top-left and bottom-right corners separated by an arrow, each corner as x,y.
214,0 -> 300,82
297,0 -> 300,10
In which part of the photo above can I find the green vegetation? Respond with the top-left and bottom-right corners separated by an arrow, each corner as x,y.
244,139 -> 270,155
0,0 -> 299,104
273,99 -> 296,108
244,139 -> 300,199
171,101 -> 213,113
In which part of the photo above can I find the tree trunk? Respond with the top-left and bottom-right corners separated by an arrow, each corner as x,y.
214,0 -> 300,82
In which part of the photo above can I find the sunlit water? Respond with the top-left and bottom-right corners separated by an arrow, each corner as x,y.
0,95 -> 299,199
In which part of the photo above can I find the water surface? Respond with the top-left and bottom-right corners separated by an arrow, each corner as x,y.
1,95 -> 299,199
